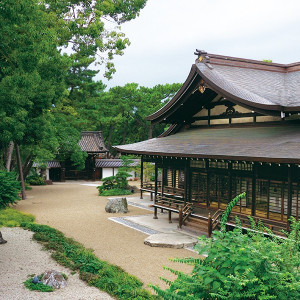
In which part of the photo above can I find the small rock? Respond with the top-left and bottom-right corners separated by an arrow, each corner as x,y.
105,198 -> 128,213
42,270 -> 67,289
32,276 -> 41,284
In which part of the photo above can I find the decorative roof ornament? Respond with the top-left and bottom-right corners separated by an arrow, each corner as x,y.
194,49 -> 210,63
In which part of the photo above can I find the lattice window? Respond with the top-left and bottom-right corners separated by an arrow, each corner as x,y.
209,161 -> 228,169
232,162 -> 253,171
190,160 -> 205,168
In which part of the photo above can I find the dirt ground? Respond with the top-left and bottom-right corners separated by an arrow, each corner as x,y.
15,182 -> 199,290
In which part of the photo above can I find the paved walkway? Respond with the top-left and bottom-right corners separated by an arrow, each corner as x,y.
15,182 -> 199,289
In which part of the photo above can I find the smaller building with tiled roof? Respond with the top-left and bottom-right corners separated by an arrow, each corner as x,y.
78,131 -> 108,154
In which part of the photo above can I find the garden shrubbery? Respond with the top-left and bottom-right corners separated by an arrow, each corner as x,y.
98,171 -> 133,196
21,222 -> 157,299
0,170 -> 21,208
0,208 -> 35,227
151,194 -> 300,299
26,173 -> 46,185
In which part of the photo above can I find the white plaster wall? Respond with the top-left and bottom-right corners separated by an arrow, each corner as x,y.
102,168 -> 114,178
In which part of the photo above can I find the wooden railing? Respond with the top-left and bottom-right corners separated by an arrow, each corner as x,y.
179,203 -> 193,228
208,209 -> 223,237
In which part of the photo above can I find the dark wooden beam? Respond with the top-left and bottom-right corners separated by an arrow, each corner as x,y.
251,163 -> 257,216
192,112 -> 262,122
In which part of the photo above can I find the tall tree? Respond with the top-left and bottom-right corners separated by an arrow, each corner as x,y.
0,0 -> 148,180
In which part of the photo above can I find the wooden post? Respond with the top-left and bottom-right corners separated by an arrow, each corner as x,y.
228,161 -> 232,202
208,213 -> 212,237
179,207 -> 183,228
140,155 -> 144,199
287,165 -> 293,230
168,211 -> 172,223
251,163 -> 257,216
154,161 -> 158,202
15,144 -> 26,200
153,207 -> 158,219
184,160 -> 189,205
205,160 -> 210,207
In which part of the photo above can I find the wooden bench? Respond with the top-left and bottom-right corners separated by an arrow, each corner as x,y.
140,181 -> 161,200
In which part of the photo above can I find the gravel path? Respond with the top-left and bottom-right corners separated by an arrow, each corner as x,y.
0,227 -> 113,300
14,182 -> 199,290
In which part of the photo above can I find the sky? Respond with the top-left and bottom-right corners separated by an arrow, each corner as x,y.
100,0 -> 300,88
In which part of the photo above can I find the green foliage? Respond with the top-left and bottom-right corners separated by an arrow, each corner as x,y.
220,192 -> 246,231
100,189 -> 133,196
0,208 -> 35,228
21,222 -> 156,299
26,173 -> 46,185
0,170 -> 21,208
24,275 -> 54,292
151,197 -> 300,299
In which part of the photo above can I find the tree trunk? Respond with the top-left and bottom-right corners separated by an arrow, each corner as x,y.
15,144 -> 26,200
23,154 -> 33,179
5,141 -> 14,171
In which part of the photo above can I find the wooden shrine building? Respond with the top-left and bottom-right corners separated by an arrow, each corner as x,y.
62,131 -> 109,181
115,51 -> 300,235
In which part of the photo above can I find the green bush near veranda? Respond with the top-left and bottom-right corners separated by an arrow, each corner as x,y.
151,193 -> 300,299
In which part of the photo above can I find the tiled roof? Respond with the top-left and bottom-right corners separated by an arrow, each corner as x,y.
95,159 -> 139,168
33,160 -> 61,168
115,123 -> 300,163
197,61 -> 300,109
147,51 -> 300,123
78,131 -> 108,153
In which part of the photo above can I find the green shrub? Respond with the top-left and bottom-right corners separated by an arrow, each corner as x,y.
0,170 -> 21,208
99,188 -> 133,196
0,208 -> 35,227
21,222 -> 157,299
151,195 -> 300,299
24,276 -> 54,292
26,173 -> 46,185
115,171 -> 131,189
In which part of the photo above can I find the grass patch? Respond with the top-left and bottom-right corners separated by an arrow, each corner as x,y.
100,188 -> 132,196
21,222 -> 158,299
0,208 -> 35,227
24,275 -> 54,292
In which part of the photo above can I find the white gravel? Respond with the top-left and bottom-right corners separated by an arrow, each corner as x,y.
0,227 -> 113,300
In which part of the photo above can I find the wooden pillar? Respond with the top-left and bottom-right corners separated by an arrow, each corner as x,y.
205,160 -> 210,207
140,155 -> 144,199
168,211 -> 172,223
184,159 -> 190,205
228,161 -> 232,202
15,144 -> 26,200
287,165 -> 293,230
251,163 -> 257,216
154,161 -> 158,202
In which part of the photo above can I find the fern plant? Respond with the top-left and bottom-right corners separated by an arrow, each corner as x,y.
151,193 -> 300,299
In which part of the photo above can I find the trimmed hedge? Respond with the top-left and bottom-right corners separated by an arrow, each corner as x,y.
21,222 -> 159,300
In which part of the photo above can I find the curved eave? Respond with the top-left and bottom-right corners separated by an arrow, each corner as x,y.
114,147 -> 300,164
146,65 -> 199,123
